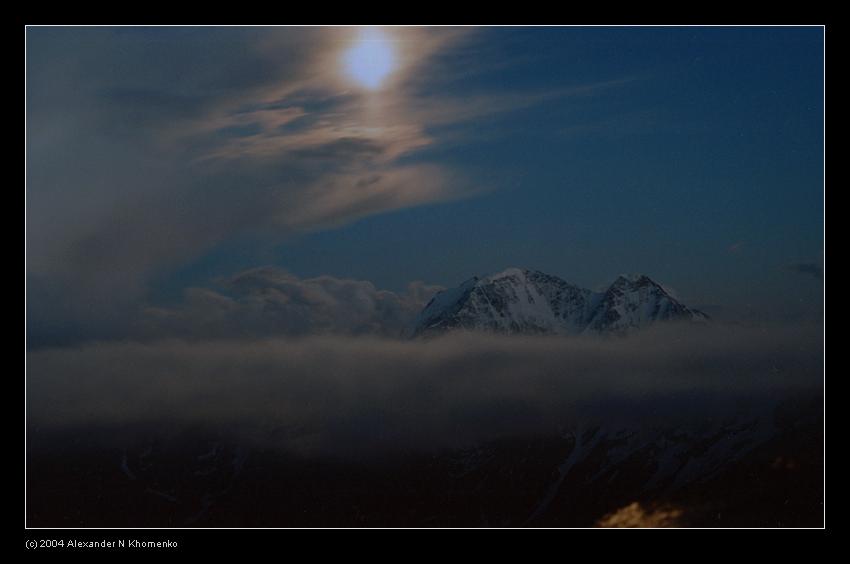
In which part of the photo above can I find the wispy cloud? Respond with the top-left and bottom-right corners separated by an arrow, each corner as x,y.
26,28 -> 471,336
26,27 -> 638,343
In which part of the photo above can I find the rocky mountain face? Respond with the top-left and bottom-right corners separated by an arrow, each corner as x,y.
413,268 -> 707,337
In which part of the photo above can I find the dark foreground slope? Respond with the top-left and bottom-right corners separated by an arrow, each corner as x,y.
27,394 -> 821,528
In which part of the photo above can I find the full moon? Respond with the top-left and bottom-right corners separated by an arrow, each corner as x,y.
343,28 -> 396,90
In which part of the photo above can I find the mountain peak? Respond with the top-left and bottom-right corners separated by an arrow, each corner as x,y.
485,267 -> 529,282
612,273 -> 656,286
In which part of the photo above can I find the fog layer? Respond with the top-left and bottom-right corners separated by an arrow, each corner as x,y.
27,325 -> 823,456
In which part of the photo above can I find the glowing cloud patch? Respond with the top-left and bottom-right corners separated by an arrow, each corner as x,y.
343,28 -> 396,90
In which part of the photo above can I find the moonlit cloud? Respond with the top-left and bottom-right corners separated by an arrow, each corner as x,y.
25,28 -> 477,340
31,27 -> 574,342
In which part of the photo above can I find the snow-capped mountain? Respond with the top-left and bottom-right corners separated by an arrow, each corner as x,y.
413,268 -> 707,336
583,273 -> 709,333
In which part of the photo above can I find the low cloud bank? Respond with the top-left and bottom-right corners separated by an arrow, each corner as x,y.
138,266 -> 443,340
27,324 -> 823,456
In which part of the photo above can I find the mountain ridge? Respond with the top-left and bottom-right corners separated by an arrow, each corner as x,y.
413,267 -> 708,337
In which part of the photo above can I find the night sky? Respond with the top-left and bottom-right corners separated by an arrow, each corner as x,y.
26,26 -> 824,346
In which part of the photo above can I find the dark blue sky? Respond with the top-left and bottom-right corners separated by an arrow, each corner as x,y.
27,26 -> 823,344
166,28 -> 822,312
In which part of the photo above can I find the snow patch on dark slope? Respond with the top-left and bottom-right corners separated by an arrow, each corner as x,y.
413,268 -> 707,337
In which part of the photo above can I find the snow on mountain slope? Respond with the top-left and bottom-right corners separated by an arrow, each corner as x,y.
413,268 -> 707,337
582,274 -> 708,334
